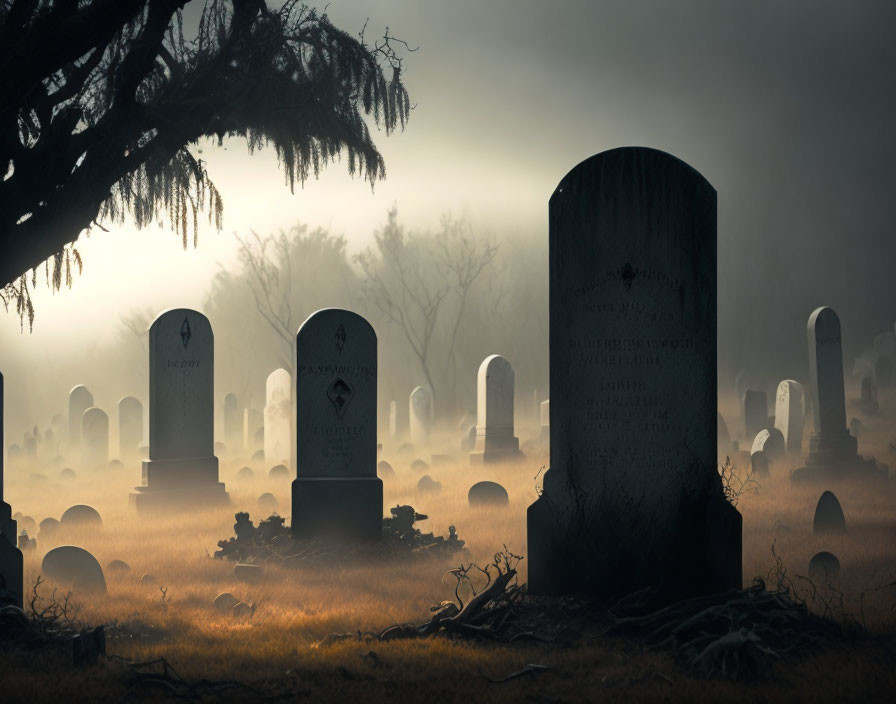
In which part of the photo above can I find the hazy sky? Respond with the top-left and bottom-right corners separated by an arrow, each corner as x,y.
2,0 -> 895,389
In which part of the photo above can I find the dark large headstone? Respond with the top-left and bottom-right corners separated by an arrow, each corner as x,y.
291,309 -> 382,541
813,490 -> 846,534
526,147 -> 741,601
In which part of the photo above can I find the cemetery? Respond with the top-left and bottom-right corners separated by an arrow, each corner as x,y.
1,2 -> 896,703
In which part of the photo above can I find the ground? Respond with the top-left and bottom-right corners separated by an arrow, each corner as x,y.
2,410 -> 896,702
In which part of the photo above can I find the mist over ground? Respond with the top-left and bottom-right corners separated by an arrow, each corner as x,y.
2,0 -> 894,441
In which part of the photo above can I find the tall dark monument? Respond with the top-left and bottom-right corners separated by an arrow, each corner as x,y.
527,147 -> 742,600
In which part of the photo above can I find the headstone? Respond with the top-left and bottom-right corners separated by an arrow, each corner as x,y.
130,308 -> 229,510
808,551 -> 840,583
409,386 -> 433,447
377,461 -> 395,479
470,355 -> 523,463
774,380 -> 804,455
417,474 -> 441,494
68,385 -> 94,453
292,309 -> 382,541
539,400 -> 550,446
0,370 -> 23,607
743,390 -> 768,441
750,451 -> 769,477
80,407 -> 109,468
236,466 -> 254,481
526,147 -> 741,600
468,480 -> 509,506
388,400 -> 398,440
58,467 -> 76,481
214,592 -> 239,612
410,458 -> 429,473
257,492 -> 278,514
118,396 -> 143,463
107,559 -> 131,574
268,464 -> 289,480
264,369 -> 292,467
223,392 -> 242,452
60,504 -> 103,529
875,356 -> 893,390
243,408 -> 263,450
751,428 -> 786,464
41,546 -> 107,594
813,490 -> 846,534
38,517 -> 60,539
792,307 -> 887,481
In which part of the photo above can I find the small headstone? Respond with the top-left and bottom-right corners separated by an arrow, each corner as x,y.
258,493 -> 279,513
470,355 -> 523,463
468,481 -> 509,506
774,380 -> 804,455
751,428 -> 786,464
42,546 -> 107,593
410,459 -> 429,473
118,396 -> 144,463
417,475 -> 441,494
409,386 -> 433,447
377,461 -> 395,479
140,572 -> 156,585
396,443 -> 414,458
68,385 -> 94,453
232,601 -> 253,619
38,517 -> 60,539
17,531 -> 35,551
251,449 -> 265,463
106,559 -> 130,574
813,490 -> 846,534
268,464 -> 289,480
80,407 -> 109,468
58,467 -> 76,481
233,563 -> 262,583
264,369 -> 292,467
60,505 -> 102,529
237,466 -> 254,481
18,516 -> 35,533
750,451 -> 769,478
131,308 -> 229,510
808,551 -> 840,583
213,592 -> 239,612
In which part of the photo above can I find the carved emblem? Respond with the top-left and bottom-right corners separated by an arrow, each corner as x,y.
327,377 -> 353,419
335,324 -> 346,354
180,317 -> 192,349
621,262 -> 636,291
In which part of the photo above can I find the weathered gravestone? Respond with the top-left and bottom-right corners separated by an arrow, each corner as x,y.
118,396 -> 143,463
264,369 -> 292,467
813,490 -> 846,534
223,392 -> 242,453
0,370 -> 24,608
68,385 -> 93,453
243,408 -> 263,451
130,309 -> 229,510
750,450 -> 770,478
42,546 -> 107,594
468,480 -> 509,506
61,504 -> 102,529
470,355 -> 523,464
808,551 -> 840,583
792,307 -> 887,481
409,386 -> 433,447
292,309 -> 382,541
80,407 -> 109,468
774,379 -> 804,456
743,390 -> 768,441
526,147 -> 742,600
751,428 -> 786,464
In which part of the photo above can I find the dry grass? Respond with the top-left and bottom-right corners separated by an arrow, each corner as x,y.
3,420 -> 896,702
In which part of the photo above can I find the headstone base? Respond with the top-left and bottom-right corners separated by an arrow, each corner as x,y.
527,469 -> 742,602
131,457 -> 229,512
130,483 -> 230,512
790,431 -> 889,482
291,476 -> 383,541
470,435 -> 524,464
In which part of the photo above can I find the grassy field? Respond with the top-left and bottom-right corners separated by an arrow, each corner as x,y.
3,413 -> 896,702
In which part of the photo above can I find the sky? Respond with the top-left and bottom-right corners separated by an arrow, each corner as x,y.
2,0 -> 895,392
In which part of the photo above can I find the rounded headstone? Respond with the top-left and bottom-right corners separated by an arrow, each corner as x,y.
396,443 -> 414,458
468,481 -> 510,507
813,491 -> 846,534
108,459 -> 124,470
213,592 -> 239,612
417,475 -> 442,494
750,451 -> 770,478
58,467 -> 76,481
251,449 -> 265,463
808,551 -> 840,583
233,601 -> 252,619
41,546 -> 107,594
377,461 -> 396,479
18,516 -> 36,533
107,559 -> 131,574
410,459 -> 429,473
268,464 -> 289,480
751,428 -> 786,464
258,493 -> 279,513
234,563 -> 262,584
38,517 -> 60,539
237,466 -> 254,481
140,573 -> 156,585
60,505 -> 102,529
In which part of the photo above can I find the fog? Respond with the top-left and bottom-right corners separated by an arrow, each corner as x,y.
2,0 -> 895,446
